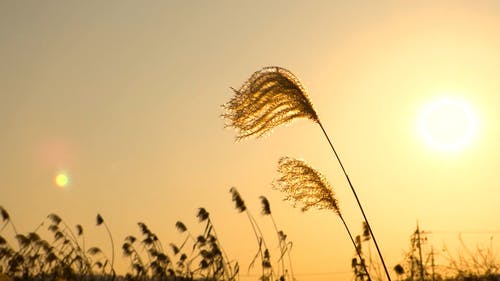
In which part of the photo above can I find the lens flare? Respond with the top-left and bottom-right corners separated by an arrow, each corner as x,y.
54,173 -> 70,188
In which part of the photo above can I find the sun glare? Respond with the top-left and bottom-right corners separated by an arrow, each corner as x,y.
418,97 -> 479,152
54,172 -> 70,188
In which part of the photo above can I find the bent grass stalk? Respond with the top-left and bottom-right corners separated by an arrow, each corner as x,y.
259,196 -> 295,281
0,207 -> 18,236
230,187 -> 274,281
223,66 -> 391,281
196,207 -> 235,281
96,214 -> 116,278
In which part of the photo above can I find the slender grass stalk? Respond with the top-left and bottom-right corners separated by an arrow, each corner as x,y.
0,206 -> 18,236
259,196 -> 295,281
96,214 -> 115,278
223,66 -> 391,281
318,122 -> 391,281
196,207 -> 235,281
230,187 -> 273,280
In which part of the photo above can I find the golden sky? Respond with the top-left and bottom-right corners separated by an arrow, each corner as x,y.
1,1 -> 500,280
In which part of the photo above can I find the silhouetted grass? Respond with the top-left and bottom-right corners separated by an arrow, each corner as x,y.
0,200 -> 290,281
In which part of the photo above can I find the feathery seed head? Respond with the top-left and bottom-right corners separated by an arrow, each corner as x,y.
0,207 -> 10,221
278,231 -> 287,241
362,221 -> 370,241
170,243 -> 180,255
230,187 -> 246,212
222,66 -> 319,140
27,232 -> 40,242
196,235 -> 206,244
76,224 -> 83,236
175,221 -> 188,233
15,234 -> 30,248
87,247 -> 102,255
54,231 -> 64,241
137,222 -> 151,236
48,224 -> 58,233
122,243 -> 133,256
125,235 -> 136,244
259,196 -> 271,215
96,214 -> 104,226
273,156 -> 341,215
48,213 -> 62,225
196,208 -> 210,222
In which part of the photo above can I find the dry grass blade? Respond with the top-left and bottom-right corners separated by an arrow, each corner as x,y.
273,156 -> 340,215
222,66 -> 319,140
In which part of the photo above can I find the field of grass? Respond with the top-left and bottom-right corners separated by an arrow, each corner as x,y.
1,204 -> 499,281
2,67 -> 499,281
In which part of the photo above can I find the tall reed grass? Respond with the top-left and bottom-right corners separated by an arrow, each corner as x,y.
223,66 -> 391,281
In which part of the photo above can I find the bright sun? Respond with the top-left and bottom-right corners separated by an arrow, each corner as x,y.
418,97 -> 479,152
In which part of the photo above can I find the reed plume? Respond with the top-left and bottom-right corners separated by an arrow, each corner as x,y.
222,66 -> 318,140
223,66 -> 391,281
273,156 -> 371,281
0,206 -> 18,235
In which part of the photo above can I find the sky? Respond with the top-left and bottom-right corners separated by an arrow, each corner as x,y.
1,1 -> 500,280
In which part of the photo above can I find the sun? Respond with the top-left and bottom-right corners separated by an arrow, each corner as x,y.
418,97 -> 479,152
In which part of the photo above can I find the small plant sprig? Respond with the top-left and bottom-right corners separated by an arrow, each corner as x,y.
230,188 -> 274,281
0,207 -> 18,236
174,220 -> 196,278
259,196 -> 295,281
122,234 -> 147,279
96,214 -> 116,279
191,207 -> 238,281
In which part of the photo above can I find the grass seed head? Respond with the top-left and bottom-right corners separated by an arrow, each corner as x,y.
48,214 -> 62,225
96,214 -> 104,226
76,224 -> 83,236
87,247 -> 102,255
222,66 -> 319,140
273,156 -> 341,215
230,187 -> 246,212
259,196 -> 272,215
175,221 -> 188,233
0,206 -> 10,221
196,208 -> 210,222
